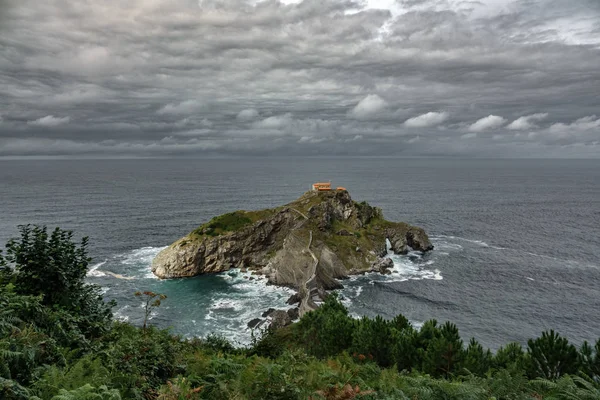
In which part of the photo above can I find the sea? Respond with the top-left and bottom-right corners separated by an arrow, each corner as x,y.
0,158 -> 599,350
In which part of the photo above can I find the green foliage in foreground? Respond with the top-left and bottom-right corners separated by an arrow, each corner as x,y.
1,225 -> 600,399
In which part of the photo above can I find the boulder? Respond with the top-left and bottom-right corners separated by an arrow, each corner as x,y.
247,318 -> 263,329
262,308 -> 276,318
372,257 -> 394,274
287,307 -> 300,321
286,293 -> 301,305
386,226 -> 433,255
269,310 -> 292,329
407,229 -> 434,252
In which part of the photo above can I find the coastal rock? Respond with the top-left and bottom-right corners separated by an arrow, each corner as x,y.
286,293 -> 301,305
262,308 -> 276,318
386,226 -> 433,255
248,318 -> 263,329
407,229 -> 434,252
372,257 -> 394,274
269,310 -> 292,329
287,307 -> 300,321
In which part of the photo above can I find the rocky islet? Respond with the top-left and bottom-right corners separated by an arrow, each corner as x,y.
152,189 -> 433,326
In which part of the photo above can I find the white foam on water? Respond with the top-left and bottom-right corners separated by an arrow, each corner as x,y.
411,320 -> 424,330
355,285 -> 364,298
204,310 -> 216,320
87,261 -> 107,277
432,235 -> 505,250
114,305 -> 131,322
432,241 -> 463,251
199,268 -> 295,345
117,246 -> 166,279
210,299 -> 243,312
387,253 -> 443,281
121,246 -> 166,265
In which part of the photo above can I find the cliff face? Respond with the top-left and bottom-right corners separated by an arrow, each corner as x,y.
152,190 -> 433,295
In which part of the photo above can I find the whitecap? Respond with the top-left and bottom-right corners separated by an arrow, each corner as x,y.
87,261 -> 107,277
114,305 -> 131,322
118,246 -> 166,279
432,235 -> 505,250
355,286 -> 363,298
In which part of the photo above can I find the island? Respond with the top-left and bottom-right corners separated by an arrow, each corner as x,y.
152,185 -> 433,321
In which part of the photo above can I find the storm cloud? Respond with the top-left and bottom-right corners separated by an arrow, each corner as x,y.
0,0 -> 599,157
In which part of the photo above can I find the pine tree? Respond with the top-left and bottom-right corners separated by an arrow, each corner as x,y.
527,330 -> 579,379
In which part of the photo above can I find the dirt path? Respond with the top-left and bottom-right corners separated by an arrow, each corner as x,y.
299,230 -> 319,317
291,208 -> 309,220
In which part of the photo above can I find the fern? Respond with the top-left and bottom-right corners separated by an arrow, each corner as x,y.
51,384 -> 121,400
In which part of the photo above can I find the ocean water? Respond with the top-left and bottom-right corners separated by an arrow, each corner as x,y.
1,158 -> 599,349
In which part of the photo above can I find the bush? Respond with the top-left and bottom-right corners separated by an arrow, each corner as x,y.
99,323 -> 184,396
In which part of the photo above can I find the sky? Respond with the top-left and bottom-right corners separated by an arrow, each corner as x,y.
0,0 -> 599,158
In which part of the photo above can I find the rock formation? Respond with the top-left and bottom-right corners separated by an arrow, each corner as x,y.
152,190 -> 433,318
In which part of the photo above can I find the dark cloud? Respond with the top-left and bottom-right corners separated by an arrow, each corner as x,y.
0,0 -> 599,158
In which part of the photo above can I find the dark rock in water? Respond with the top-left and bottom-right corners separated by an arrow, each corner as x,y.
372,257 -> 394,274
286,293 -> 301,305
407,230 -> 434,252
287,307 -> 300,321
386,227 -> 433,254
240,267 -> 248,273
248,318 -> 263,329
270,310 -> 292,329
262,308 -> 276,318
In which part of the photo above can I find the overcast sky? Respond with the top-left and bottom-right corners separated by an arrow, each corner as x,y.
1,0 -> 599,158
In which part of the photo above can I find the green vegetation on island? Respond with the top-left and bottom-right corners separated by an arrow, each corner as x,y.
2,225 -> 600,399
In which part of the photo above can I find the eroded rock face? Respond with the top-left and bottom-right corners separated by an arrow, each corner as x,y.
386,226 -> 433,255
151,209 -> 299,278
270,310 -> 292,329
372,257 -> 394,274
